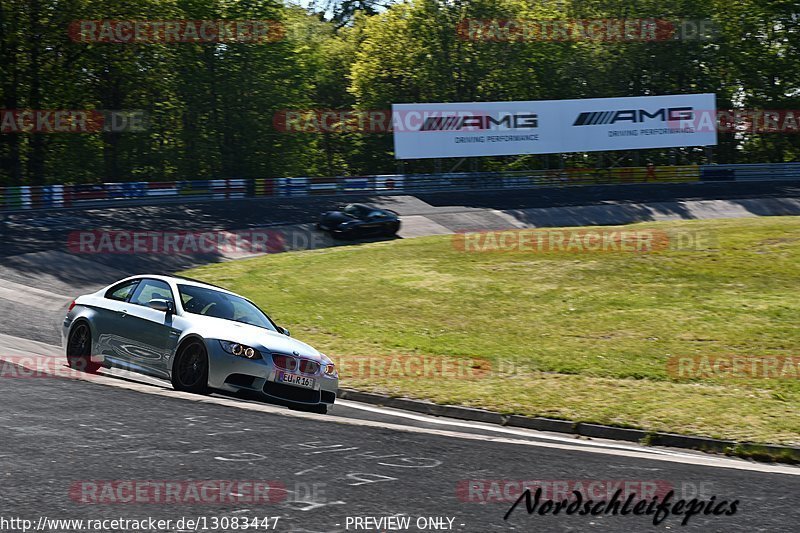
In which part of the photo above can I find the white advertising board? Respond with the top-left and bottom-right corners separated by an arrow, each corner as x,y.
392,93 -> 717,159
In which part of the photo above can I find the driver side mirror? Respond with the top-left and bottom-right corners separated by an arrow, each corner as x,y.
148,298 -> 174,314
279,327 -> 291,337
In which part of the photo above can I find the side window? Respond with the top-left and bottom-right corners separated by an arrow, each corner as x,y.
129,279 -> 174,307
105,280 -> 139,302
345,205 -> 368,219
180,291 -> 193,308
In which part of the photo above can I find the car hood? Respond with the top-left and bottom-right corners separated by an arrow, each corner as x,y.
188,316 -> 324,361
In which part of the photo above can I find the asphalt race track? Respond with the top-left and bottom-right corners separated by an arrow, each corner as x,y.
1,364 -> 798,533
1,182 -> 799,532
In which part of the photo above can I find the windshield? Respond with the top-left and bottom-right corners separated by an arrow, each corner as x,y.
178,284 -> 277,331
344,204 -> 366,218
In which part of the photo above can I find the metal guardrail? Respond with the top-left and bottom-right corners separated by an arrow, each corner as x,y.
0,163 -> 798,212
698,162 -> 800,182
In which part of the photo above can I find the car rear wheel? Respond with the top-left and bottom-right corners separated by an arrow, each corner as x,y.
332,231 -> 353,241
66,323 -> 100,374
171,340 -> 209,395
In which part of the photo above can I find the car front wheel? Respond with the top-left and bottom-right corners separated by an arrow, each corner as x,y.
385,222 -> 401,236
332,229 -> 354,240
171,340 -> 210,395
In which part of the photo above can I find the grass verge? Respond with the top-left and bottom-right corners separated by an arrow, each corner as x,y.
182,217 -> 800,446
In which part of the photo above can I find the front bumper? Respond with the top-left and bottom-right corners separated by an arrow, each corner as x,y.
206,341 -> 338,406
61,316 -> 72,348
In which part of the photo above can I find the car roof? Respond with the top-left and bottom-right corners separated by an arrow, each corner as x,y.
118,274 -> 236,295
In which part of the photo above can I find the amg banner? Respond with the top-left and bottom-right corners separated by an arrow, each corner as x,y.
392,94 -> 717,159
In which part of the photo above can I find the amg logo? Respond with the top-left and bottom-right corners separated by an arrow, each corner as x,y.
421,113 -> 538,131
573,107 -> 694,126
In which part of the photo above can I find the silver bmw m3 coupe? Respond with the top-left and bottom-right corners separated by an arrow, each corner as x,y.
62,275 -> 338,413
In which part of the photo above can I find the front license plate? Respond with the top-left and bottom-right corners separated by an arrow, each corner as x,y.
277,371 -> 315,389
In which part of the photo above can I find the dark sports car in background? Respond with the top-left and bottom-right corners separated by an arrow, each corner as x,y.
317,203 -> 401,239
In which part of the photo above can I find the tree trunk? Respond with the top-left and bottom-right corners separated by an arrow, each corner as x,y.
0,0 -> 24,185
28,0 -> 46,185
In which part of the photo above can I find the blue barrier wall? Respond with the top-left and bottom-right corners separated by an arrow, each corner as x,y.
1,162 -> 798,212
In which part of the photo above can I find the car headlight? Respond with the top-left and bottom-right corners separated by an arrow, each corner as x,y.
219,340 -> 262,360
320,354 -> 337,377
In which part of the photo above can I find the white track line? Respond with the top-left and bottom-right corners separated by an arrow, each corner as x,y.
0,279 -> 73,311
336,400 -> 692,457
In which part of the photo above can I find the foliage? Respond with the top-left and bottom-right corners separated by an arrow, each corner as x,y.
0,0 -> 797,184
